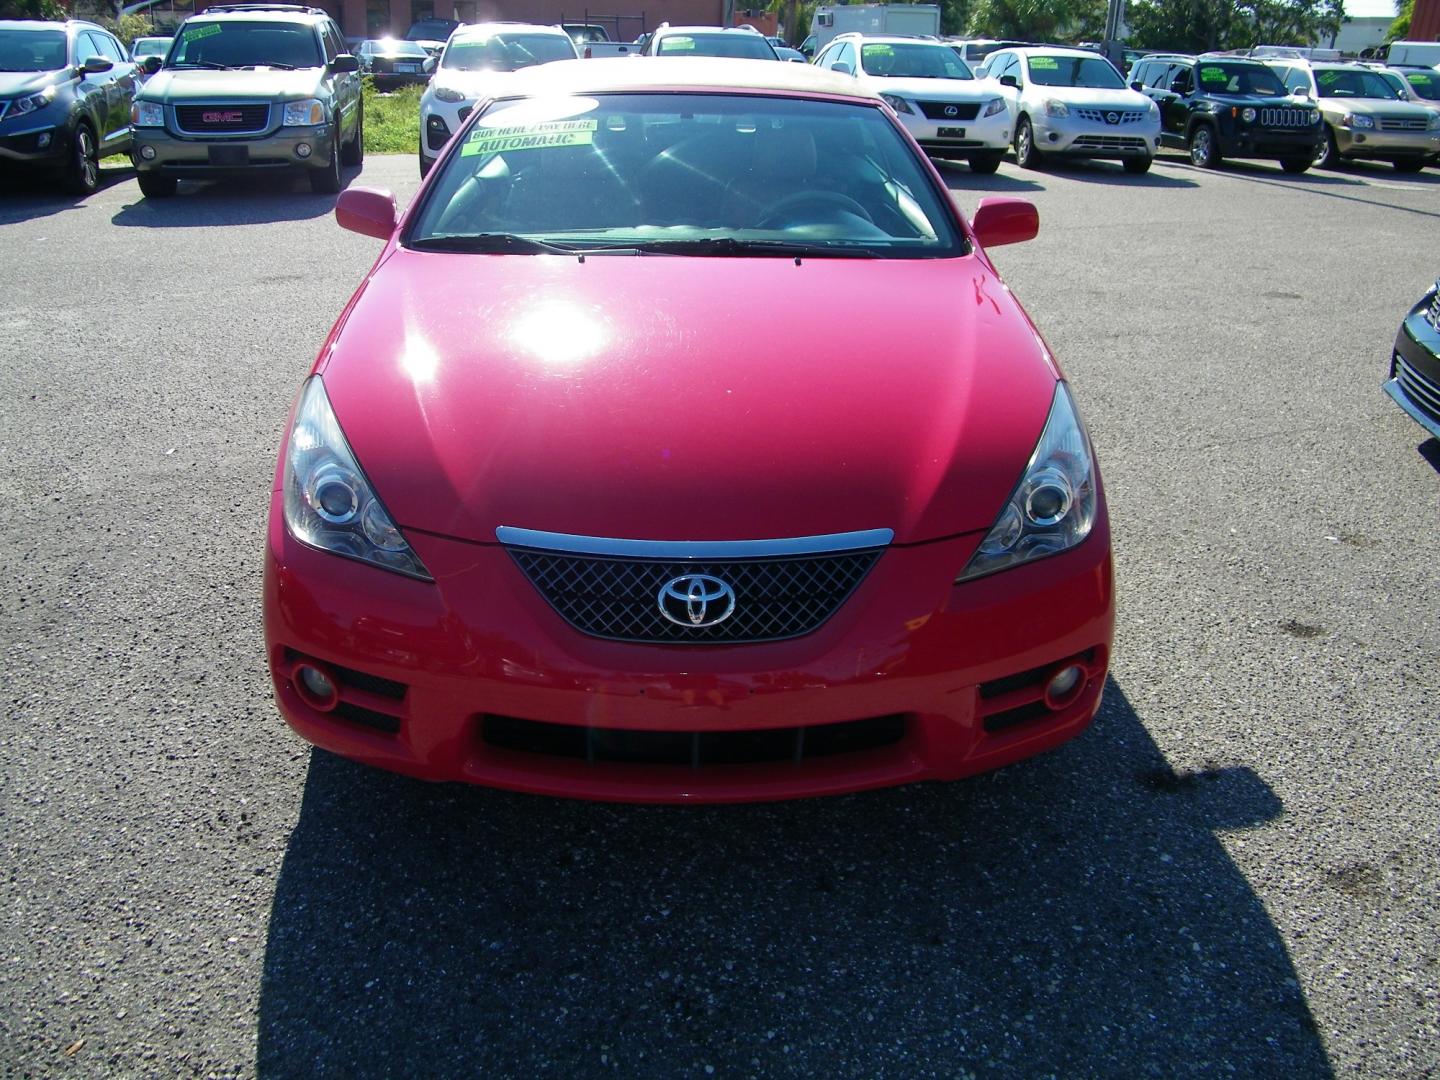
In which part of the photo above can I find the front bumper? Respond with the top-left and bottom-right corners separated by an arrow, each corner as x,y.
1033,113 -> 1160,159
264,499 -> 1115,803
1219,125 -> 1322,158
420,95 -> 473,162
0,121 -> 67,167
1333,125 -> 1440,161
898,107 -> 1011,154
1386,292 -> 1440,440
131,121 -> 334,175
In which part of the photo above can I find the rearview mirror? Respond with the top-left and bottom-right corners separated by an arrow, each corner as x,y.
80,55 -> 113,75
999,74 -> 1018,89
971,196 -> 1039,248
336,186 -> 397,239
331,53 -> 360,73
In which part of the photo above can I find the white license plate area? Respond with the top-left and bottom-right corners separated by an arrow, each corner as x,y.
396,63 -> 418,72
937,126 -> 967,138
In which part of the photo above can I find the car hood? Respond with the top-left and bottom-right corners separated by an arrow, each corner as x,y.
140,67 -> 325,101
1027,84 -> 1149,108
1316,96 -> 1436,117
1205,92 -> 1306,107
0,70 -> 63,97
317,252 -> 1059,546
868,76 -> 990,100
429,68 -> 531,99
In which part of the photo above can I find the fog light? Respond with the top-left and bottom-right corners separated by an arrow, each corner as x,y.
38,132 -> 52,148
139,144 -> 155,160
1044,664 -> 1086,709
1047,132 -> 1060,142
294,663 -> 339,711
295,142 -> 312,158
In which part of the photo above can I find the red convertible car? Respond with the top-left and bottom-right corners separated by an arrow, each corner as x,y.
264,59 -> 1115,802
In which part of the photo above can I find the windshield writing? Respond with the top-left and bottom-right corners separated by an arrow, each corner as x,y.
1027,55 -> 1123,89
169,22 -> 321,69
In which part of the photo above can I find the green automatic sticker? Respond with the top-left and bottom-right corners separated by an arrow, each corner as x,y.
1318,71 -> 1339,85
662,36 -> 695,51
1030,56 -> 1058,70
183,23 -> 222,41
863,44 -> 893,57
1409,73 -> 1433,86
461,119 -> 597,156
1199,66 -> 1227,84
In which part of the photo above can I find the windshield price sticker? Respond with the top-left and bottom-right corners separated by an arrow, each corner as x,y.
183,23 -> 222,41
1318,71 -> 1339,85
863,44 -> 893,56
665,37 -> 696,51
1030,56 -> 1058,70
1200,66 -> 1228,84
462,119 -> 597,156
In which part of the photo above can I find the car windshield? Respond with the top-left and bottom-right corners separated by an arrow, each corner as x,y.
132,38 -> 171,58
1026,54 -> 1124,88
862,43 -> 973,79
407,20 -> 458,40
655,33 -> 775,59
373,38 -> 427,56
168,21 -> 321,69
409,93 -> 964,258
0,28 -> 66,72
1314,68 -> 1399,98
1401,69 -> 1439,100
1195,62 -> 1287,96
442,33 -> 575,71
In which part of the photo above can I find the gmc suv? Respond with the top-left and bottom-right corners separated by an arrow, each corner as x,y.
1129,53 -> 1322,173
129,3 -> 362,197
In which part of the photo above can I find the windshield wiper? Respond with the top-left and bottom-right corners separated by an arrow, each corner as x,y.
237,61 -> 298,69
171,61 -> 230,70
409,233 -> 584,255
631,237 -> 882,258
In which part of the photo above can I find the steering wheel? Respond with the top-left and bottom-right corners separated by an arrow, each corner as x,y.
755,190 -> 874,228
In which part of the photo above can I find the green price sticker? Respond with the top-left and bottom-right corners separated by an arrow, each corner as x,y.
1199,66 -> 1227,84
1030,56 -> 1058,70
183,23 -> 222,41
461,119 -> 598,157
862,44 -> 893,57
1409,73 -> 1432,86
1318,71 -> 1339,85
662,36 -> 695,51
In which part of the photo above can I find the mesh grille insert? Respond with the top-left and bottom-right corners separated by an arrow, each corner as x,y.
507,547 -> 882,644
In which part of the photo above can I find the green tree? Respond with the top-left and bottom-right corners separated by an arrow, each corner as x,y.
1126,0 -> 1345,50
1387,0 -> 1413,39
966,0 -> 1107,41
0,0 -> 67,18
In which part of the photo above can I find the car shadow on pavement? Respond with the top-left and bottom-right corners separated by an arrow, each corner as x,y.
1032,158 -> 1200,188
932,161 -> 1044,193
1418,438 -> 1440,475
0,163 -> 134,226
254,678 -> 1331,1079
108,169 -> 360,228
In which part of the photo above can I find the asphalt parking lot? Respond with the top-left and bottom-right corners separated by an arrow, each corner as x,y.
1,151 -> 1437,1078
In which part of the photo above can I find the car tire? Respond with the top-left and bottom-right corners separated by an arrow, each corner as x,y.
137,172 -> 178,198
341,103 -> 364,167
1188,124 -> 1220,168
969,152 -> 1003,174
310,138 -> 343,194
1392,157 -> 1426,173
419,138 -> 432,178
1314,126 -> 1342,168
64,121 -> 100,196
1279,156 -> 1311,174
1015,117 -> 1044,170
1123,154 -> 1153,175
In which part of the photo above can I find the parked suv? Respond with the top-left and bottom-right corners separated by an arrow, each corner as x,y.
815,33 -> 1010,172
129,3 -> 362,197
1129,54 -> 1321,173
1264,58 -> 1440,171
0,19 -> 138,194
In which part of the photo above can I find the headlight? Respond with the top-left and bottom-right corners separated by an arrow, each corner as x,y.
1044,98 -> 1069,118
8,84 -> 57,116
957,382 -> 1097,581
282,377 -> 431,580
1146,98 -> 1159,114
1428,110 -> 1440,130
432,84 -> 466,104
1344,113 -> 1374,129
880,93 -> 913,115
1240,107 -> 1257,123
282,98 -> 325,126
132,99 -> 164,126
981,96 -> 1005,117
1310,109 -> 1322,124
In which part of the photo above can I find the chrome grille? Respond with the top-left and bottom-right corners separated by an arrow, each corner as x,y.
1378,116 -> 1427,131
506,544 -> 883,644
1070,134 -> 1150,150
1396,356 -> 1440,420
1259,107 -> 1313,127
1074,108 -> 1145,125
917,100 -> 980,120
174,103 -> 270,135
1426,290 -> 1440,333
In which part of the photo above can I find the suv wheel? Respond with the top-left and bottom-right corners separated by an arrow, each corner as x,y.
1188,124 -> 1220,169
341,103 -> 364,167
1015,117 -> 1044,170
1123,154 -> 1153,175
65,122 -> 100,196
137,173 -> 178,198
1315,127 -> 1341,168
311,138 -> 343,194
419,137 -> 433,178
1392,157 -> 1426,173
1279,156 -> 1311,174
969,152 -> 1003,175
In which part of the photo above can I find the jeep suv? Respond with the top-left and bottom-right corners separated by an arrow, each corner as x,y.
129,3 -> 362,197
1129,54 -> 1321,173
0,20 -> 138,194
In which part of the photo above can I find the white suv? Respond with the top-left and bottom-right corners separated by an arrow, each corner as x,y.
980,46 -> 1161,173
814,33 -> 1010,173
418,23 -> 577,176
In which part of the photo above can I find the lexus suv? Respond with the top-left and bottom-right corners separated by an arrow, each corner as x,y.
129,3 -> 362,197
1129,53 -> 1321,173
0,19 -> 138,194
1264,58 -> 1440,171
814,33 -> 1011,173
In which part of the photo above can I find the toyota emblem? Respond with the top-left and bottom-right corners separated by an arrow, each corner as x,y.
658,574 -> 736,628
943,105 -> 958,117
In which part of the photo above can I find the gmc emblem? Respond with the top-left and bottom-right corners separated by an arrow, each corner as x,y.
203,110 -> 245,123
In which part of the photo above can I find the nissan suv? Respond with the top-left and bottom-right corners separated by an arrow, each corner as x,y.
129,3 -> 362,197
0,19 -> 138,194
1129,54 -> 1321,173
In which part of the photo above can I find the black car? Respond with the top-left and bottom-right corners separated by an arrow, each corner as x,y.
356,38 -> 431,90
1386,280 -> 1440,442
0,19 -> 139,194
1129,53 -> 1322,173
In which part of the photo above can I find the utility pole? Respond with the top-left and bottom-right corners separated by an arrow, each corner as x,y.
1102,0 -> 1126,72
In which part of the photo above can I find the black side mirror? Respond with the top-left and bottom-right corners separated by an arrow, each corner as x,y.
79,54 -> 113,75
1168,79 -> 1188,94
999,74 -> 1018,89
140,54 -> 162,75
331,53 -> 360,73
1129,80 -> 1144,92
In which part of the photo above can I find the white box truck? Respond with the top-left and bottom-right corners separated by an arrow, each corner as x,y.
801,4 -> 941,57
1384,41 -> 1440,69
